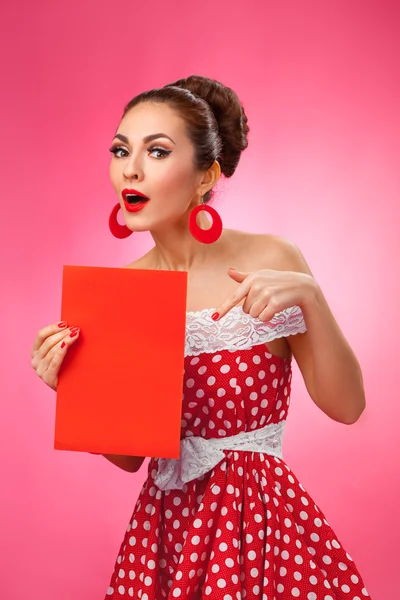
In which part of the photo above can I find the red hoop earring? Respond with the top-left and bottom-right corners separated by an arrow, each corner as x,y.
188,204 -> 223,244
109,203 -> 133,239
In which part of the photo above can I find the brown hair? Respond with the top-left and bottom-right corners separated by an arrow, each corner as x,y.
121,75 -> 250,203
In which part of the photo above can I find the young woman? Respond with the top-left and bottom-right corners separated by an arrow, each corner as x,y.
31,75 -> 372,599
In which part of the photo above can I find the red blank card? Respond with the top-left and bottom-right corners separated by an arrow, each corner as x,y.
55,266 -> 187,459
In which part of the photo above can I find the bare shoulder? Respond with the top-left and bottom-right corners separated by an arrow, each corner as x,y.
226,230 -> 313,276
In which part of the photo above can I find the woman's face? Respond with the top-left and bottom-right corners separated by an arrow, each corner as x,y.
109,102 -> 204,233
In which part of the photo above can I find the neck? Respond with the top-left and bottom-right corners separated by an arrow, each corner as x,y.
149,210 -> 222,272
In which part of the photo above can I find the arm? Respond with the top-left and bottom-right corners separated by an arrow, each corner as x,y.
91,453 -> 146,472
277,238 -> 366,425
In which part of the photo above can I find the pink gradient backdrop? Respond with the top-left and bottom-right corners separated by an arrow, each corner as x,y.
1,0 -> 398,598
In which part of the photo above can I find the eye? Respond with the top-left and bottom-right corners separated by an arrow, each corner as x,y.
109,146 -> 128,158
148,146 -> 172,159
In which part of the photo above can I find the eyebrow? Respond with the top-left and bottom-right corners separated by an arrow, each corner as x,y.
112,132 -> 176,145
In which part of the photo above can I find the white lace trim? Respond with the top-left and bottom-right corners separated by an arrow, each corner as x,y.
185,305 -> 306,357
154,421 -> 285,491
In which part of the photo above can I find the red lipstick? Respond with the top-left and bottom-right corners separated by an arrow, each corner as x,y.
122,188 -> 150,213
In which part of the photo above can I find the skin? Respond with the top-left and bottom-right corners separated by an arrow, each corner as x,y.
31,102 -> 366,473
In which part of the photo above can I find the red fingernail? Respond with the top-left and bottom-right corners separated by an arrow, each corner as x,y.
70,331 -> 79,338
70,326 -> 79,332
61,341 -> 66,348
211,312 -> 219,320
58,321 -> 67,328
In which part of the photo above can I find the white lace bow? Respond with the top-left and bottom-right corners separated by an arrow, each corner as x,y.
154,421 -> 285,491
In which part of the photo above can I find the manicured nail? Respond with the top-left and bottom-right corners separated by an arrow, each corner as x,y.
70,330 -> 79,338
211,312 -> 219,320
70,326 -> 79,332
58,321 -> 67,328
61,341 -> 66,348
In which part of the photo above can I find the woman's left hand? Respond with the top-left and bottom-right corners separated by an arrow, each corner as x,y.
212,267 -> 318,322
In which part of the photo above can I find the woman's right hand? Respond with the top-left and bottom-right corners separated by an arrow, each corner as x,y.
30,322 -> 81,391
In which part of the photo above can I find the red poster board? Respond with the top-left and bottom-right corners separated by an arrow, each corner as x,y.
55,266 -> 187,459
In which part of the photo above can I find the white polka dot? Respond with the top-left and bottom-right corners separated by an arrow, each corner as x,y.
291,589 -> 300,597
207,376 -> 216,385
220,364 -> 230,373
186,378 -> 195,388
314,518 -> 322,527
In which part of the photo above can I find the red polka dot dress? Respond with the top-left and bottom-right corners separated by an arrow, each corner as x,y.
105,306 -> 372,599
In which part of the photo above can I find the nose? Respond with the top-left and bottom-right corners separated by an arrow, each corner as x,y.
123,152 -> 144,182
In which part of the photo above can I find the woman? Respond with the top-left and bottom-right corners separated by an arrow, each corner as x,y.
31,75 -> 372,599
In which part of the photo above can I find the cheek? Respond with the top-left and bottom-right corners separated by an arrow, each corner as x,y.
154,160 -> 196,197
109,161 -> 119,191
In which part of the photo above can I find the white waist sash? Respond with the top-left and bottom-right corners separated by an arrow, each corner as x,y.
154,421 -> 285,491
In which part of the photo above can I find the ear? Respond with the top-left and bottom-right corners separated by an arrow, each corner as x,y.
197,161 -> 221,197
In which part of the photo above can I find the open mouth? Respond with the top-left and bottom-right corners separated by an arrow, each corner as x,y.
125,194 -> 150,205
122,189 -> 150,213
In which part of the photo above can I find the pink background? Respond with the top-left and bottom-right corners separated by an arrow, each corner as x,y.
1,0 -> 398,598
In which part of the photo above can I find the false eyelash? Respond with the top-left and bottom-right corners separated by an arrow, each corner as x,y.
108,145 -> 172,158
109,146 -> 128,157
148,146 -> 172,158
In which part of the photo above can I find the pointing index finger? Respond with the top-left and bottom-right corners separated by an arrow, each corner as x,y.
212,281 -> 251,321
